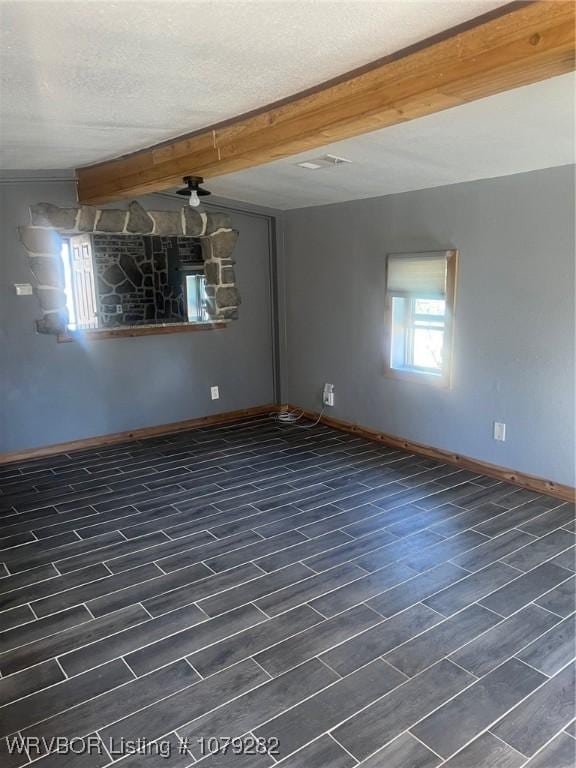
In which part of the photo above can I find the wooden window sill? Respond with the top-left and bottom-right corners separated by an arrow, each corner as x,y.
57,322 -> 227,342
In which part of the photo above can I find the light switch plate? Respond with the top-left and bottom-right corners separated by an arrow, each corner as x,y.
14,283 -> 33,296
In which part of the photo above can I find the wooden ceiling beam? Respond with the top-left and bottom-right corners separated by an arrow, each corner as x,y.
76,1 -> 575,205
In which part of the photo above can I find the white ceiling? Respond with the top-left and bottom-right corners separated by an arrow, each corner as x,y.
207,73 -> 576,209
0,0 -> 506,170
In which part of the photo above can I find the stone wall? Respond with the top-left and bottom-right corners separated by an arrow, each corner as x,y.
18,200 -> 241,334
93,235 -> 202,327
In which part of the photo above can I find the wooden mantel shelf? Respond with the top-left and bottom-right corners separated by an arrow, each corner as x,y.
57,322 -> 227,342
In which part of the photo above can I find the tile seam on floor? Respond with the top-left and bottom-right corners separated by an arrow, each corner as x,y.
407,659 -> 568,762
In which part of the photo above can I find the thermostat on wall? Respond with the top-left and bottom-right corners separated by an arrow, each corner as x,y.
14,283 -> 33,296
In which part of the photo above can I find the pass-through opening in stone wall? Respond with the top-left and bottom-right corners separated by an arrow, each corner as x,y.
18,200 -> 241,335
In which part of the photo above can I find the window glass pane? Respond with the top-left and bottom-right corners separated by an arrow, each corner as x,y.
390,296 -> 446,374
414,298 -> 445,316
412,328 -> 444,370
186,275 -> 198,320
414,320 -> 444,330
186,274 -> 209,322
390,296 -> 407,369
60,241 -> 77,329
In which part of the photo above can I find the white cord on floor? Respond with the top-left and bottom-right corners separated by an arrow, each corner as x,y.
270,407 -> 326,428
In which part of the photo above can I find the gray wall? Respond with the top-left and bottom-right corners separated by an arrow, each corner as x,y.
0,179 -> 276,452
280,166 -> 575,486
3,166 -> 574,487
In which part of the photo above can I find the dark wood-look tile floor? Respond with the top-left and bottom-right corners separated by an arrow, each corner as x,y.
0,417 -> 574,768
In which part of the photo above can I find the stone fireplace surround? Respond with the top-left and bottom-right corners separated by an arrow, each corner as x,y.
18,200 -> 241,335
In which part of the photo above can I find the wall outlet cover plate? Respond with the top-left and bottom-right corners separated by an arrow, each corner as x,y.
493,422 -> 506,441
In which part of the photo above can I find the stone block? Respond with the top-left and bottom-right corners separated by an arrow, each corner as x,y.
96,210 -> 128,233
36,310 -> 68,335
19,226 -> 62,255
204,211 -> 232,234
202,230 -> 238,262
116,279 -> 136,294
216,307 -> 239,320
119,253 -> 143,286
28,255 -> 64,287
153,253 -> 166,271
30,203 -> 78,231
35,287 -> 67,311
216,286 -> 241,309
77,206 -> 98,232
102,264 -> 125,286
204,262 -> 219,284
126,201 -> 154,234
183,207 -> 205,236
220,266 -> 235,284
150,211 -> 182,236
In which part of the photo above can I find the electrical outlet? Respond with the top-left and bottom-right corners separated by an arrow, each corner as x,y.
116,304 -> 122,314
211,386 -> 220,400
323,383 -> 335,407
493,422 -> 506,442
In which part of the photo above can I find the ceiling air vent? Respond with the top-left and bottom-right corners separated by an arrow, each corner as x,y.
296,154 -> 352,170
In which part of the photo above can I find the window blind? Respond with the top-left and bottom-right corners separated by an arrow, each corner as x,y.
386,252 -> 448,298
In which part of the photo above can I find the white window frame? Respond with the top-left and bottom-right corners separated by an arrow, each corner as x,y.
384,250 -> 458,388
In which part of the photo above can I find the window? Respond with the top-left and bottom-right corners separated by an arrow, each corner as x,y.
384,250 -> 458,387
186,272 -> 210,322
61,236 -> 98,330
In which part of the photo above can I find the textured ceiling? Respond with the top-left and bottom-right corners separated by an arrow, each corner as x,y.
0,0 -> 506,170
207,74 -> 576,209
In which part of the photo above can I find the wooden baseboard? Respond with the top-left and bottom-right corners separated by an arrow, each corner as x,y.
282,404 -> 575,503
4,403 -> 573,503
0,405 -> 278,465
